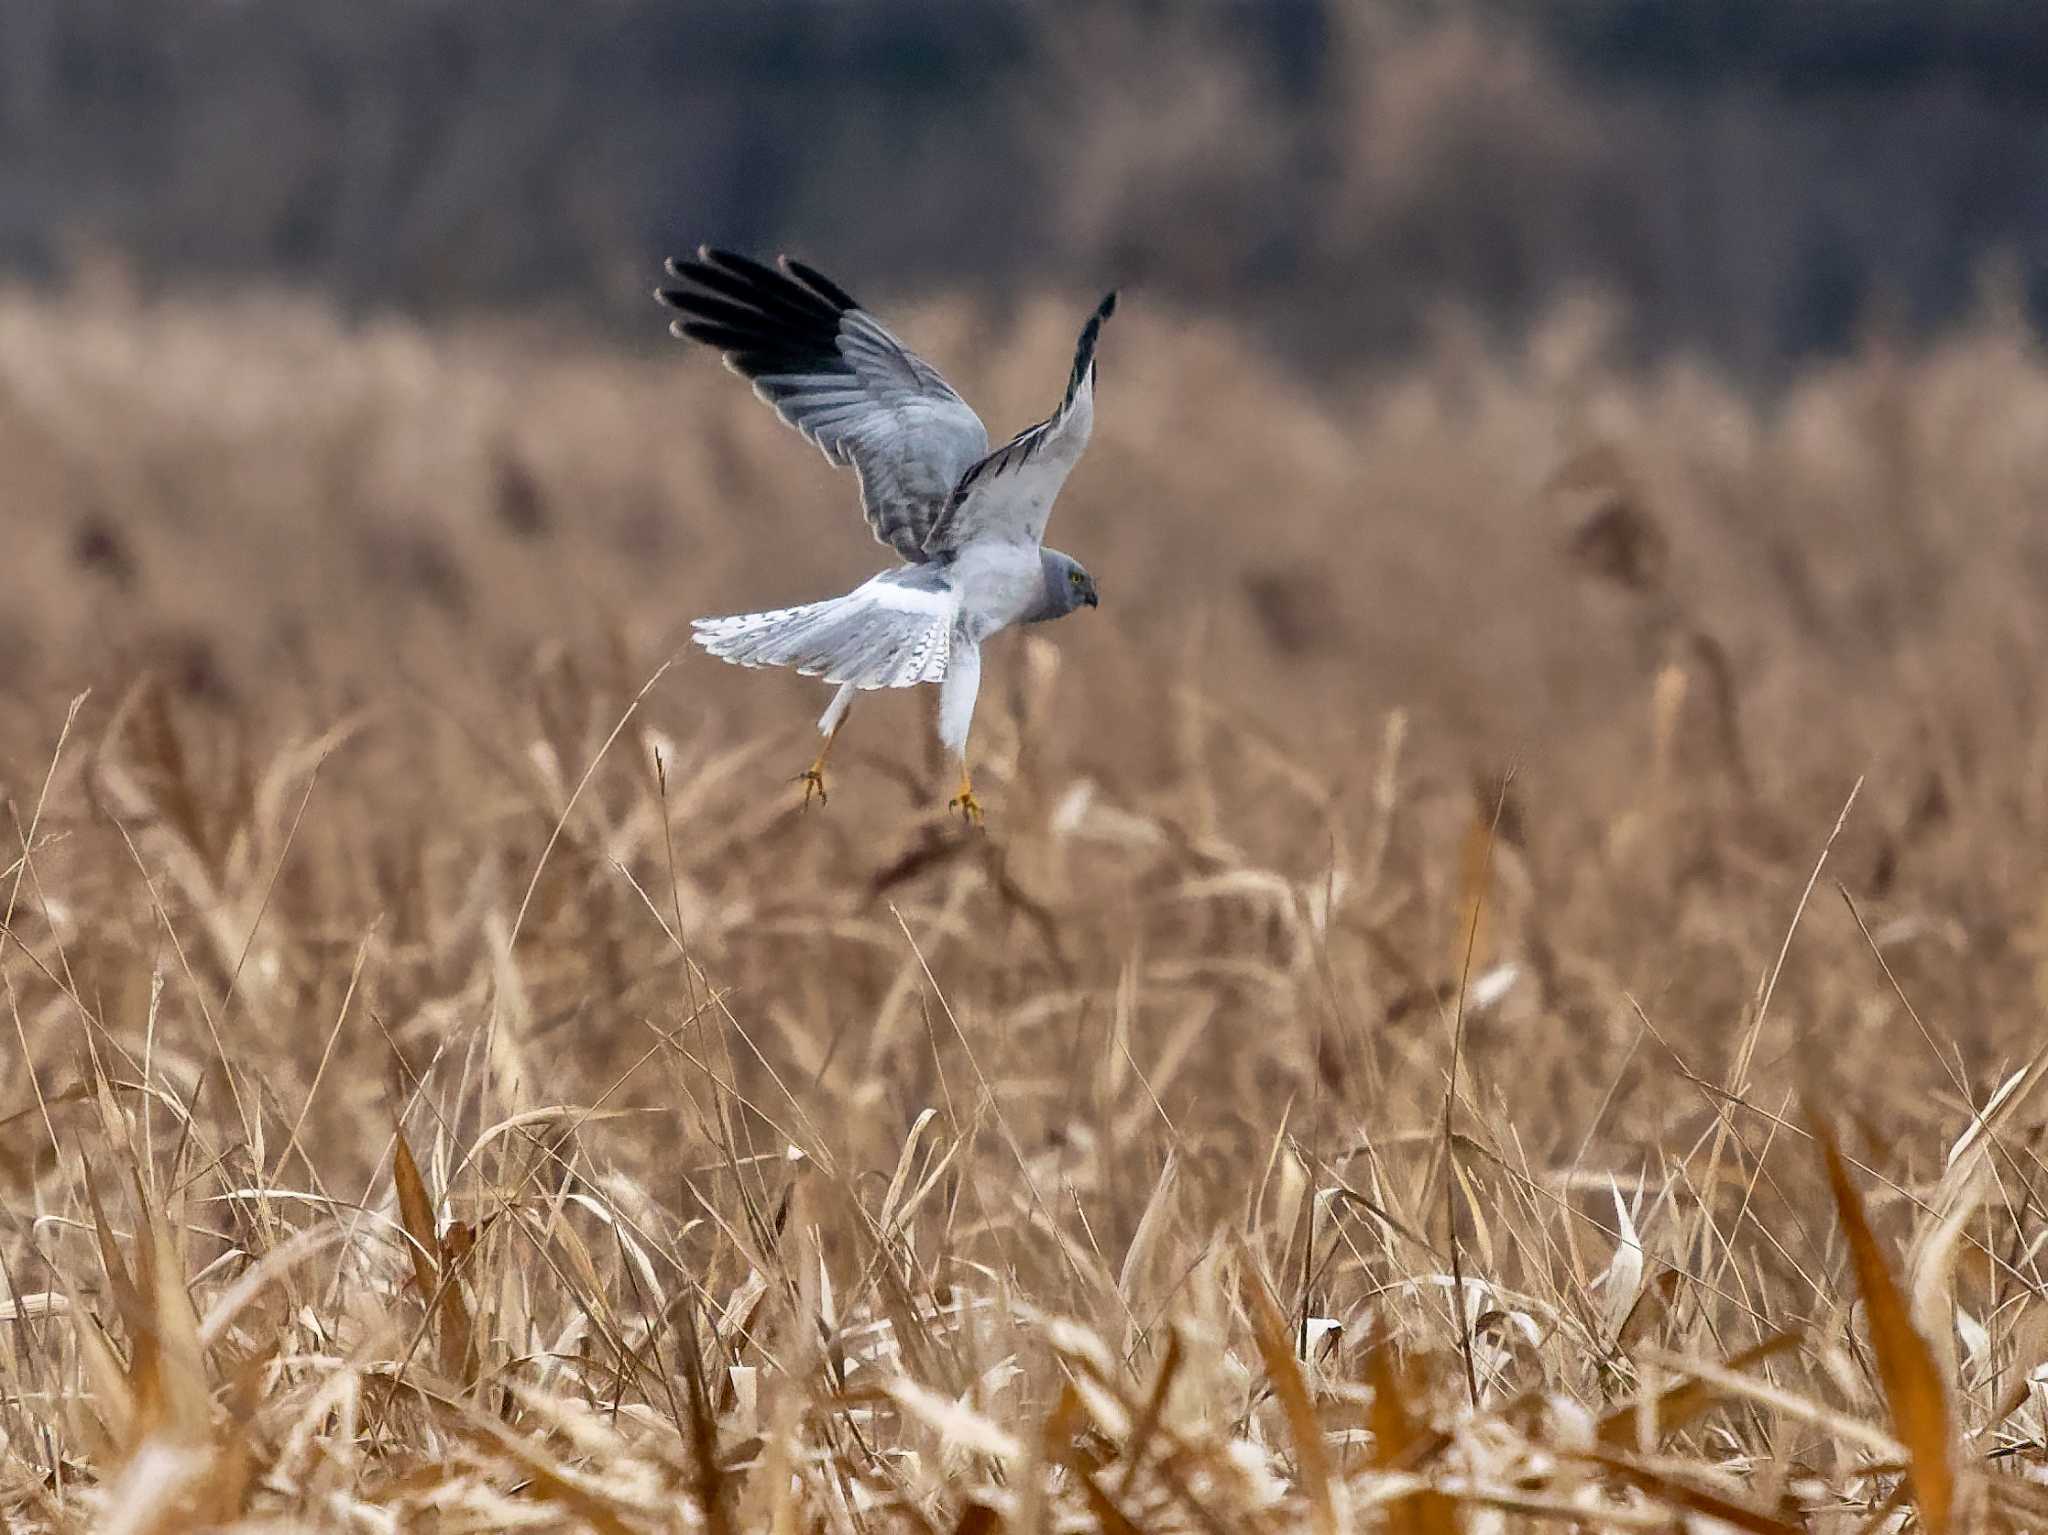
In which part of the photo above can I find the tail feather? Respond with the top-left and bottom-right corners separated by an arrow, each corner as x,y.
693,592 -> 949,688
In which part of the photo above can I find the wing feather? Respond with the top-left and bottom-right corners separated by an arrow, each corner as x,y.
658,248 -> 989,562
924,290 -> 1117,554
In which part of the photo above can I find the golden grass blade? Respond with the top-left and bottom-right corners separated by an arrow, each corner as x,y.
676,1300 -> 734,1535
1042,1381 -> 1142,1535
1242,1257 -> 1340,1535
1596,1332 -> 1800,1447
78,1161 -> 147,1339
1066,1460 -> 1143,1535
390,1129 -> 440,1308
1906,1044 -> 2048,1402
68,1299 -> 138,1455
1117,1148 -> 1179,1301
1450,807 -> 1494,989
1117,1323 -> 1184,1497
1017,1379 -> 1087,1535
1629,1342 -> 1903,1457
78,1161 -> 194,1452
1613,1268 -> 1683,1354
196,1222 -> 344,1347
879,1107 -> 942,1235
452,1103 -> 647,1182
513,1464 -> 642,1535
136,1208 -> 209,1444
459,1412 -> 642,1535
391,1128 -> 478,1387
1979,1292 -> 2048,1436
1446,1483 -> 1668,1528
1365,1341 -> 1460,1535
1815,1112 -> 1955,1534
1578,1449 -> 1801,1535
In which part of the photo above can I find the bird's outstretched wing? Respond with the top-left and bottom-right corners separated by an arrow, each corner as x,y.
923,290 -> 1117,555
658,248 -> 990,564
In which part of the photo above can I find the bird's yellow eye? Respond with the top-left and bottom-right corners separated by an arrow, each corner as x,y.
1070,570 -> 1083,587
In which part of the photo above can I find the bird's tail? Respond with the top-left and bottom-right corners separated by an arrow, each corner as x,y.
692,591 -> 948,689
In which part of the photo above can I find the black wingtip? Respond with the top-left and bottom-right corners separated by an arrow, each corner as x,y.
1063,288 -> 1119,401
779,255 -> 861,315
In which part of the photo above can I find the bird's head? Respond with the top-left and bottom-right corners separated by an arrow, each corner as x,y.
1036,549 -> 1099,620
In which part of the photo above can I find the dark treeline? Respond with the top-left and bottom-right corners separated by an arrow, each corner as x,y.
5,0 -> 2046,374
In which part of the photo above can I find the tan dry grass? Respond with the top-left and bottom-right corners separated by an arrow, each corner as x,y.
4,274 -> 2048,1529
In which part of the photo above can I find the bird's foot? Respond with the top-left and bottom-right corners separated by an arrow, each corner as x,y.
795,762 -> 829,810
948,780 -> 985,827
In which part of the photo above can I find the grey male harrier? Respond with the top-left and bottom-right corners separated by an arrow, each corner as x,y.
656,248 -> 1115,823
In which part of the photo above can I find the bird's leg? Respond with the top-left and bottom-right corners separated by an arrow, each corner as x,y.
938,644 -> 983,824
947,757 -> 984,826
797,685 -> 857,810
797,720 -> 844,810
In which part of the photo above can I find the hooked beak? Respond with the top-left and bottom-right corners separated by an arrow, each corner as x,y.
1084,587 -> 1099,608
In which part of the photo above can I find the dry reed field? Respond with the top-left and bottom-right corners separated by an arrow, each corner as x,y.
7,269 -> 2048,1530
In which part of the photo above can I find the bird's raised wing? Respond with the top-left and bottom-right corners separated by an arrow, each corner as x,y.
657,248 -> 990,564
923,291 -> 1117,555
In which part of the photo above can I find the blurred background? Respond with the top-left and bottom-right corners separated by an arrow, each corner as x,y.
11,0 -> 2048,374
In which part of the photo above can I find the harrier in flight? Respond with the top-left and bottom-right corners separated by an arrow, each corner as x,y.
657,248 -> 1115,823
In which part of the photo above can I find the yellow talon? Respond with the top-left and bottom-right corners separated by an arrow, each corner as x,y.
948,765 -> 984,827
796,719 -> 846,812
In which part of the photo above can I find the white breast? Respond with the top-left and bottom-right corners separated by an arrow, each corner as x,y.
948,543 -> 1043,641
